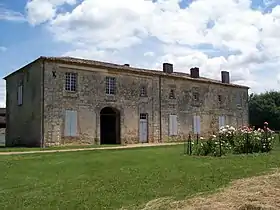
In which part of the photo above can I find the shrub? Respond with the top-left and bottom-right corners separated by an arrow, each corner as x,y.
190,124 -> 275,157
193,135 -> 231,157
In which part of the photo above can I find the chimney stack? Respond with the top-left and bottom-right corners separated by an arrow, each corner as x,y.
190,67 -> 199,78
221,71 -> 230,83
163,63 -> 173,73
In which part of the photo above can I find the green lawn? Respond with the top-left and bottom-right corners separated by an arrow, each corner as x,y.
0,144 -> 120,152
1,144 -> 280,210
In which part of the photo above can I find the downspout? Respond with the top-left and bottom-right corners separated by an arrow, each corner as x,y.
159,75 -> 162,142
40,58 -> 45,148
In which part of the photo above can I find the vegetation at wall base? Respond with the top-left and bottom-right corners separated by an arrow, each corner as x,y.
185,125 -> 275,157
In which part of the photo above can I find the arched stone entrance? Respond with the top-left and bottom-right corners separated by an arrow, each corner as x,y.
100,107 -> 121,144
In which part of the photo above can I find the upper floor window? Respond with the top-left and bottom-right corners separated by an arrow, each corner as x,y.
169,89 -> 175,99
65,72 -> 77,92
106,77 -> 116,95
17,82 -> 23,106
140,85 -> 147,97
236,93 -> 242,106
193,92 -> 199,101
218,95 -> 222,102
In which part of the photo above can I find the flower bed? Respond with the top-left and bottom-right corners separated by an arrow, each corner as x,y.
190,125 -> 275,157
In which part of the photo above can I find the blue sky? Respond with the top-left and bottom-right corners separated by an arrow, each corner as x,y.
0,0 -> 280,107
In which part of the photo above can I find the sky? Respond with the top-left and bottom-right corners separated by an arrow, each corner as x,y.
0,0 -> 280,108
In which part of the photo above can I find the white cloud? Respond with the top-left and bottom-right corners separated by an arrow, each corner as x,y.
144,52 -> 155,57
25,0 -> 77,25
0,7 -> 25,22
25,0 -> 280,94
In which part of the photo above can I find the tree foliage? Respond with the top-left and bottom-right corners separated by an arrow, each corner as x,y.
249,91 -> 280,131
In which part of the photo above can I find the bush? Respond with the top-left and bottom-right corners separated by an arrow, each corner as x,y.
190,125 -> 275,157
193,135 -> 231,157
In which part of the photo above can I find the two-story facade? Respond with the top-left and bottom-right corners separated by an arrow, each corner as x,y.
4,56 -> 249,147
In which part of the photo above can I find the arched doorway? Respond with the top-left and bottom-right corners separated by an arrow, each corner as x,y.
100,107 -> 121,144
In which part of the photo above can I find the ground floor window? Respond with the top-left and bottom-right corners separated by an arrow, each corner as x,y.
64,110 -> 78,137
193,115 -> 201,134
219,115 -> 226,129
169,114 -> 178,136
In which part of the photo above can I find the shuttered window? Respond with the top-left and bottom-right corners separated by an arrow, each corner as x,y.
169,114 -> 178,136
218,116 -> 225,129
193,115 -> 201,134
17,84 -> 23,106
64,110 -> 78,136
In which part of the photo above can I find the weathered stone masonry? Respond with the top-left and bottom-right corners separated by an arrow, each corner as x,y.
4,56 -> 249,147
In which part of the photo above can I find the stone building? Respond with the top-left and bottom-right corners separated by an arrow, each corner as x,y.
4,56 -> 249,147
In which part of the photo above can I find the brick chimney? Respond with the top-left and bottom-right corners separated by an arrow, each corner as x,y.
221,71 -> 230,83
163,63 -> 173,73
190,67 -> 199,78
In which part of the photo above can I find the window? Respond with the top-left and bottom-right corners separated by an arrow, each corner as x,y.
65,72 -> 77,92
169,89 -> 175,99
169,114 -> 178,136
236,93 -> 242,106
106,77 -> 116,95
64,110 -> 78,137
218,95 -> 222,102
140,113 -> 148,119
193,92 -> 199,101
193,115 -> 201,134
17,83 -> 23,106
140,86 -> 147,97
218,116 -> 225,129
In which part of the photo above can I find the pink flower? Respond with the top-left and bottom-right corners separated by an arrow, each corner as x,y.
264,122 -> 268,125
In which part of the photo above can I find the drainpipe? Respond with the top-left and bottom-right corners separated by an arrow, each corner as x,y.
40,58 -> 45,148
159,75 -> 162,142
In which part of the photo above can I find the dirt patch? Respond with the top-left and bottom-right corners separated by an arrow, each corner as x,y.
141,169 -> 280,210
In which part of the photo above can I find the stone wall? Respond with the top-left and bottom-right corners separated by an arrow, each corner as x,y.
160,76 -> 248,141
5,60 -> 43,146
43,62 -> 160,146
43,61 -> 248,146
5,58 -> 249,146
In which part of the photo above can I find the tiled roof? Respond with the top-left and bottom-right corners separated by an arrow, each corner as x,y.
5,56 -> 250,89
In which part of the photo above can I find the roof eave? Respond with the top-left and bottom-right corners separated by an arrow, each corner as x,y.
3,56 -> 44,80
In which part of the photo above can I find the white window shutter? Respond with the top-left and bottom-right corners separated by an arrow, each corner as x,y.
193,116 -> 197,134
169,115 -> 178,136
172,115 -> 178,135
169,115 -> 173,136
70,111 -> 77,136
196,116 -> 201,134
17,85 -> 23,105
64,110 -> 71,136
193,116 -> 201,134
219,116 -> 225,128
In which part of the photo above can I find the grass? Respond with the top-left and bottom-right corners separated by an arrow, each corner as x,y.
0,144 -> 120,152
1,144 -> 280,210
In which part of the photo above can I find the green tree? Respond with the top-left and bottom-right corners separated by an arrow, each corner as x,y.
249,91 -> 280,131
